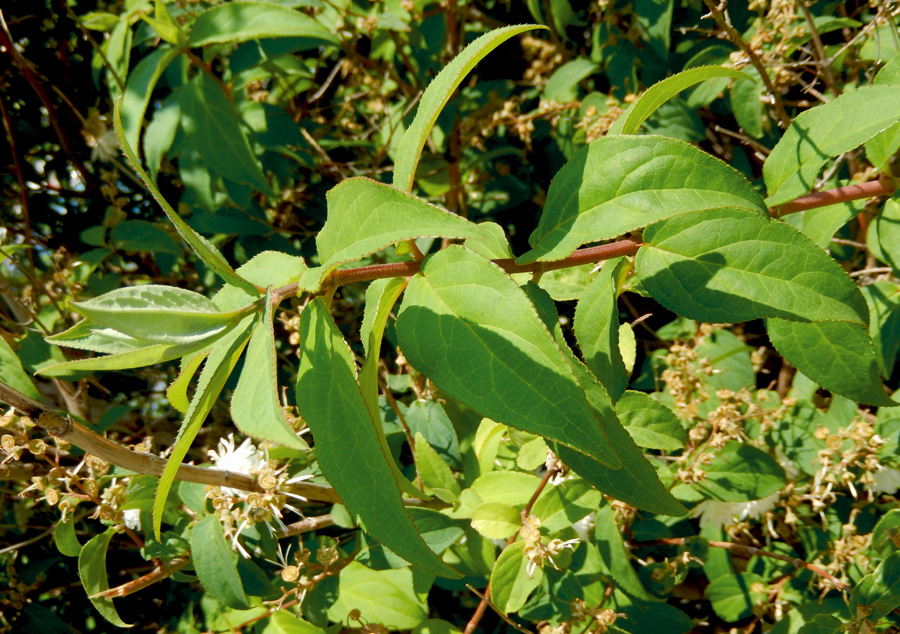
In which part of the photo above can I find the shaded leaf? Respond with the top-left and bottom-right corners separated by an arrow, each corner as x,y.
326,562 -> 431,629
616,391 -> 686,451
191,515 -> 249,609
531,479 -> 602,534
490,541 -> 543,614
78,529 -> 131,627
189,2 -> 338,47
697,442 -> 786,502
706,572 -> 766,622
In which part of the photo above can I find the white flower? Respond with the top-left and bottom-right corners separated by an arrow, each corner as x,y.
208,434 -> 266,496
692,491 -> 781,529
571,512 -> 595,542
122,508 -> 142,531
869,467 -> 900,496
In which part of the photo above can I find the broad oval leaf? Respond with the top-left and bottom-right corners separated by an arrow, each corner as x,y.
531,479 -> 602,534
232,287 -> 308,450
697,442 -> 786,502
609,66 -> 751,136
396,246 -> 620,468
850,551 -> 900,622
294,299 -> 458,578
489,541 -> 544,614
318,178 -> 485,275
471,502 -> 522,539
114,100 -> 259,294
706,572 -> 766,623
54,519 -> 82,557
78,528 -> 132,628
392,24 -> 545,192
189,2 -> 338,47
326,562 -> 430,630
635,208 -> 869,325
191,514 -> 250,610
518,136 -> 767,264
70,285 -> 251,344
616,391 -> 686,451
766,317 -> 896,407
574,258 -> 629,401
764,84 -> 900,206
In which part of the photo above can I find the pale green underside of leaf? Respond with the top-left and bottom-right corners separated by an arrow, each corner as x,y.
392,24 -> 545,192
317,178 -> 486,276
190,515 -> 250,610
522,283 -> 685,516
766,317 -> 896,407
519,136 -> 767,264
114,99 -> 258,294
295,299 -> 458,578
153,313 -> 257,540
168,349 -> 208,414
37,338 -> 212,377
188,2 -> 338,47
232,287 -> 308,450
764,84 -> 900,206
574,258 -> 629,401
609,65 -> 751,136
396,246 -> 620,468
79,529 -> 132,628
213,250 -> 308,312
120,45 -> 183,156
635,208 -> 869,325
0,337 -> 42,401
71,285 -> 251,344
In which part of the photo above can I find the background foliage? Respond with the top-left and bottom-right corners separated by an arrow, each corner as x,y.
2,1 -> 900,633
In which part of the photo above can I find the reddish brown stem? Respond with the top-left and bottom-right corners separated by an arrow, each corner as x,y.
773,178 -> 895,215
92,556 -> 190,599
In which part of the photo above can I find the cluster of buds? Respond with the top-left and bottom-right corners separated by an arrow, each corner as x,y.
569,599 -> 624,634
520,515 -> 580,577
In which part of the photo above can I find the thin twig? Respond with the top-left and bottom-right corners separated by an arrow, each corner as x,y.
773,179 -> 895,215
798,1 -> 840,98
90,556 -> 190,599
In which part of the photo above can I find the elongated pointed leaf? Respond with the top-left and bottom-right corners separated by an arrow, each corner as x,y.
37,339 -> 212,377
71,285 -> 252,344
114,100 -> 259,294
357,277 -> 425,499
191,515 -> 250,610
318,178 -> 485,275
79,529 -> 131,627
396,246 -> 620,468
392,25 -> 545,192
153,313 -> 257,539
47,319 -> 159,354
188,2 -> 338,47
609,66 -> 750,136
168,349 -> 208,414
635,208 -> 869,324
120,45 -> 183,155
522,282 -> 685,516
574,258 -> 629,401
0,336 -> 41,400
518,136 -> 767,264
180,73 -> 272,193
232,287 -> 308,450
295,299 -> 458,578
766,318 -> 896,406
764,85 -> 900,206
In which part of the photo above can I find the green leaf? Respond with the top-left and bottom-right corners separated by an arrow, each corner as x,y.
396,246 -> 620,468
519,136 -> 767,264
531,479 -> 603,534
295,299 -> 458,578
697,442 -> 786,502
262,611 -> 327,634
414,432 -> 460,502
616,391 -> 686,451
392,25 -> 545,192
232,287 -> 308,450
0,336 -> 41,400
592,505 -> 653,600
37,339 -> 210,377
318,178 -> 485,275
766,318 -> 896,407
796,615 -> 845,634
574,258 -> 629,401
780,199 -> 862,250
471,502 -> 522,539
46,318 -> 160,354
870,196 -> 900,275
70,285 -> 253,344
153,313 -> 257,539
180,73 -> 273,193
191,515 -> 250,610
114,98 -> 259,294
543,59 -> 598,102
326,562 -> 431,629
167,350 -> 208,414
517,437 -> 550,471
635,208 -> 869,324
120,46 -> 183,159
470,471 -> 542,507
730,73 -> 765,138
522,282 -> 686,516
489,541 -> 543,614
764,85 -> 900,206
608,66 -> 751,136
706,572 -> 766,622
862,281 -> 900,378
54,520 -> 82,557
850,552 -> 900,622
78,528 -> 131,627
144,95 -> 180,183
189,2 -> 338,47
111,220 -> 182,256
